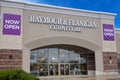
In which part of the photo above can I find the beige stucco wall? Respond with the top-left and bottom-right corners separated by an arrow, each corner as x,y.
116,30 -> 120,54
0,7 -> 23,49
23,10 -> 102,51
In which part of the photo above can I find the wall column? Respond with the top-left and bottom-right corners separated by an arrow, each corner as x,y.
22,46 -> 30,73
95,49 -> 104,75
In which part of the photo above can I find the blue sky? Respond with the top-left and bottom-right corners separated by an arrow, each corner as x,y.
13,0 -> 120,29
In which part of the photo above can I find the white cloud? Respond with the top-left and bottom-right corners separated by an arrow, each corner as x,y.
6,0 -> 27,2
7,0 -> 46,3
27,0 -> 46,3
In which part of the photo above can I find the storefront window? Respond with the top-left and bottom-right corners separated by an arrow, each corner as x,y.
30,46 -> 92,76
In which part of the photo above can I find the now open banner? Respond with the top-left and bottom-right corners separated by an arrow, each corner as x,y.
103,24 -> 114,41
3,13 -> 21,35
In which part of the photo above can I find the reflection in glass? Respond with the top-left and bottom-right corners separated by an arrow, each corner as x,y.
38,49 -> 48,63
30,63 -> 39,76
60,49 -> 69,63
30,50 -> 38,63
49,48 -> 58,63
39,64 -> 48,76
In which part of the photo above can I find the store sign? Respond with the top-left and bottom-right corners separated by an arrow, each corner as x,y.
3,14 -> 21,35
103,24 -> 114,41
29,15 -> 97,32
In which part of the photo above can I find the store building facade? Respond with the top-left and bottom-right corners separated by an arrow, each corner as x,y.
0,0 -> 120,77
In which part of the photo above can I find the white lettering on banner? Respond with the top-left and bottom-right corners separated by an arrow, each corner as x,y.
104,29 -> 113,32
4,19 -> 20,30
104,32 -> 114,36
29,15 -> 97,32
104,28 -> 114,37
4,25 -> 20,30
5,20 -> 20,25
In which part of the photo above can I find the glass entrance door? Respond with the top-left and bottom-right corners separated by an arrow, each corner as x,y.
49,64 -> 53,75
60,64 -> 64,75
49,64 -> 58,76
65,64 -> 69,75
60,64 -> 69,75
55,64 -> 58,75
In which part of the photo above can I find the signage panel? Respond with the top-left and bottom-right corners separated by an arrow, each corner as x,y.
3,14 -> 21,35
103,24 -> 114,41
